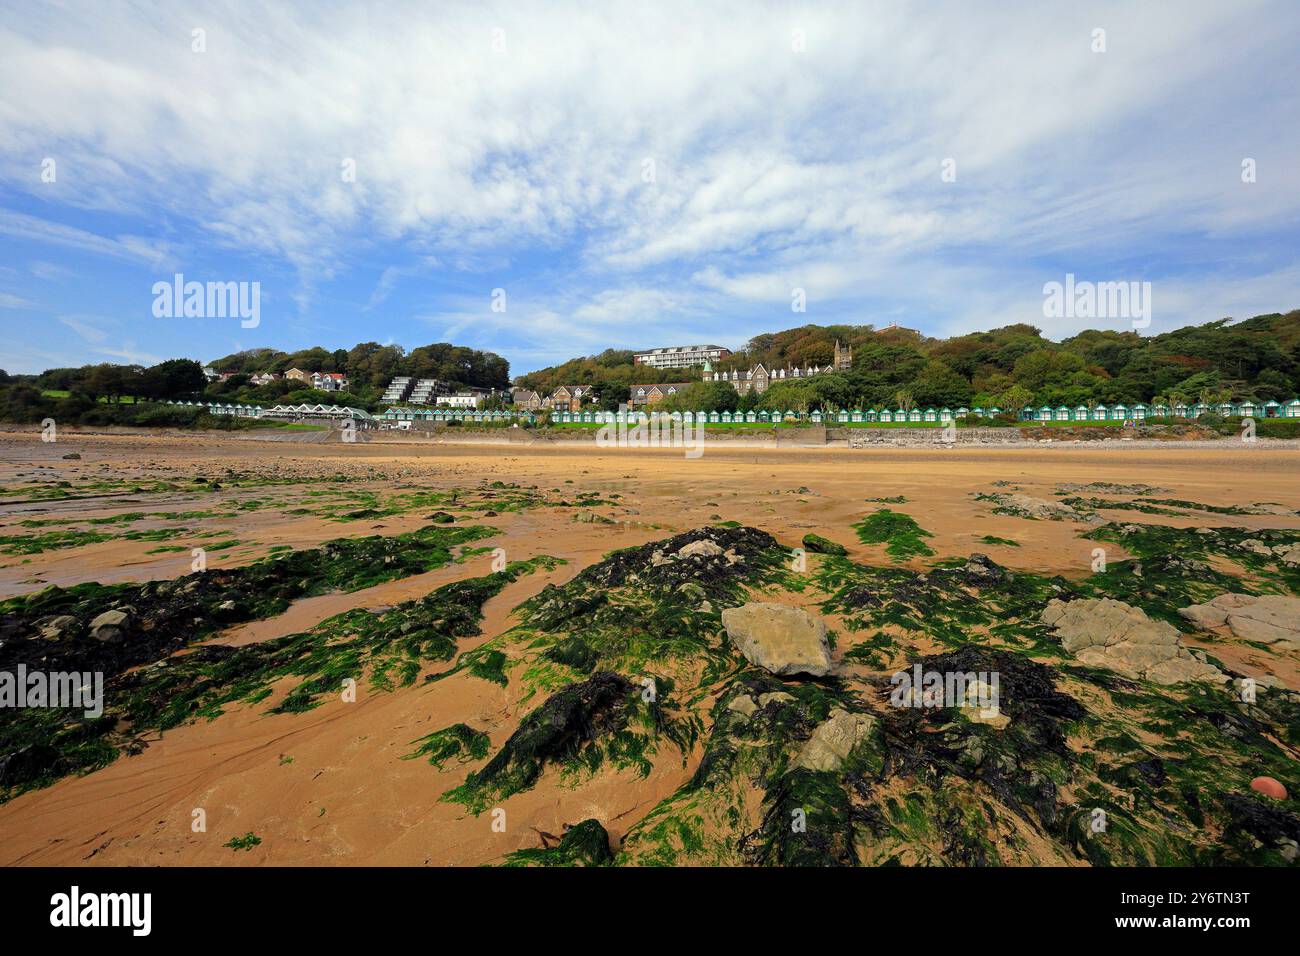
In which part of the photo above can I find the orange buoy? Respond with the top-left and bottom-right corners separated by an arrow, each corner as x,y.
1250,776 -> 1288,800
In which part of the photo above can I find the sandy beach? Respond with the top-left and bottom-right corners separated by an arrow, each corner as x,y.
2,430 -> 1298,866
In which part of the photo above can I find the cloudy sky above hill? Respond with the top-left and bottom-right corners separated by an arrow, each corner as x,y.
0,0 -> 1297,374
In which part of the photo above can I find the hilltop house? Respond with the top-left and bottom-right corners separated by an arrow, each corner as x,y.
249,372 -> 279,386
285,368 -> 311,384
705,340 -> 852,396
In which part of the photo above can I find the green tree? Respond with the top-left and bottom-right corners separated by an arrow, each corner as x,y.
996,384 -> 1034,416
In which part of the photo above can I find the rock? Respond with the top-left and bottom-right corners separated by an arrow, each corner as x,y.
89,608 -> 130,642
1211,592 -> 1257,609
37,615 -> 79,642
677,539 -> 723,560
1040,598 -> 1224,685
546,818 -> 613,866
962,554 -> 1012,586
1278,546 -> 1300,568
61,453 -> 81,460
801,533 -> 848,556
573,510 -> 614,524
958,679 -> 1011,729
1181,593 -> 1300,649
792,708 -> 876,771
1251,776 -> 1288,800
721,602 -> 833,677
1222,595 -> 1300,649
985,492 -> 1101,523
757,691 -> 795,708
726,694 -> 758,718
1178,604 -> 1229,629
425,511 -> 455,524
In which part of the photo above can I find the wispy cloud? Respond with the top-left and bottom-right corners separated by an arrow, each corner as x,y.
0,0 -> 1296,374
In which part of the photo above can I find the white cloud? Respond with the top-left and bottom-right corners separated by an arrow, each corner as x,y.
0,0 -> 1296,355
59,314 -> 109,343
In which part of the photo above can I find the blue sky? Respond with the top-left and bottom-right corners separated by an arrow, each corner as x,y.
1,0 -> 1298,377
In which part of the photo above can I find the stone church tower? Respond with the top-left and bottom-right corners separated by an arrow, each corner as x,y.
833,339 -> 853,370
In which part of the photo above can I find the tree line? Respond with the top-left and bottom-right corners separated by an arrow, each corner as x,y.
518,311 -> 1300,414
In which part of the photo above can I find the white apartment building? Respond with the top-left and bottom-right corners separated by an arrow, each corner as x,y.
633,344 -> 732,369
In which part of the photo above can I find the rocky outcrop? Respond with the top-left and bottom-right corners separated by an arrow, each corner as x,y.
1041,597 -> 1224,685
981,492 -> 1102,524
722,602 -> 833,677
651,537 -> 744,567
1179,593 -> 1300,649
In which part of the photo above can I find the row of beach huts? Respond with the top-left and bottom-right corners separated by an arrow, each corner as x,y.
168,398 -> 1300,426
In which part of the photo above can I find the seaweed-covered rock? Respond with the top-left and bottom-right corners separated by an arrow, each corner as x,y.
1041,597 -> 1224,685
566,525 -> 782,596
0,524 -> 493,681
802,533 -> 848,556
962,554 -> 1012,587
505,818 -> 613,866
980,492 -> 1101,523
1220,792 -> 1300,862
0,743 -> 59,788
722,603 -> 832,677
446,672 -> 636,810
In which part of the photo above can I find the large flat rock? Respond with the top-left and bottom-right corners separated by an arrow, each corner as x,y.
1181,593 -> 1300,649
1041,597 -> 1224,685
721,602 -> 833,677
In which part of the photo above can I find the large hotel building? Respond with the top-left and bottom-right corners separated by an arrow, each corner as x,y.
632,344 -> 732,369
